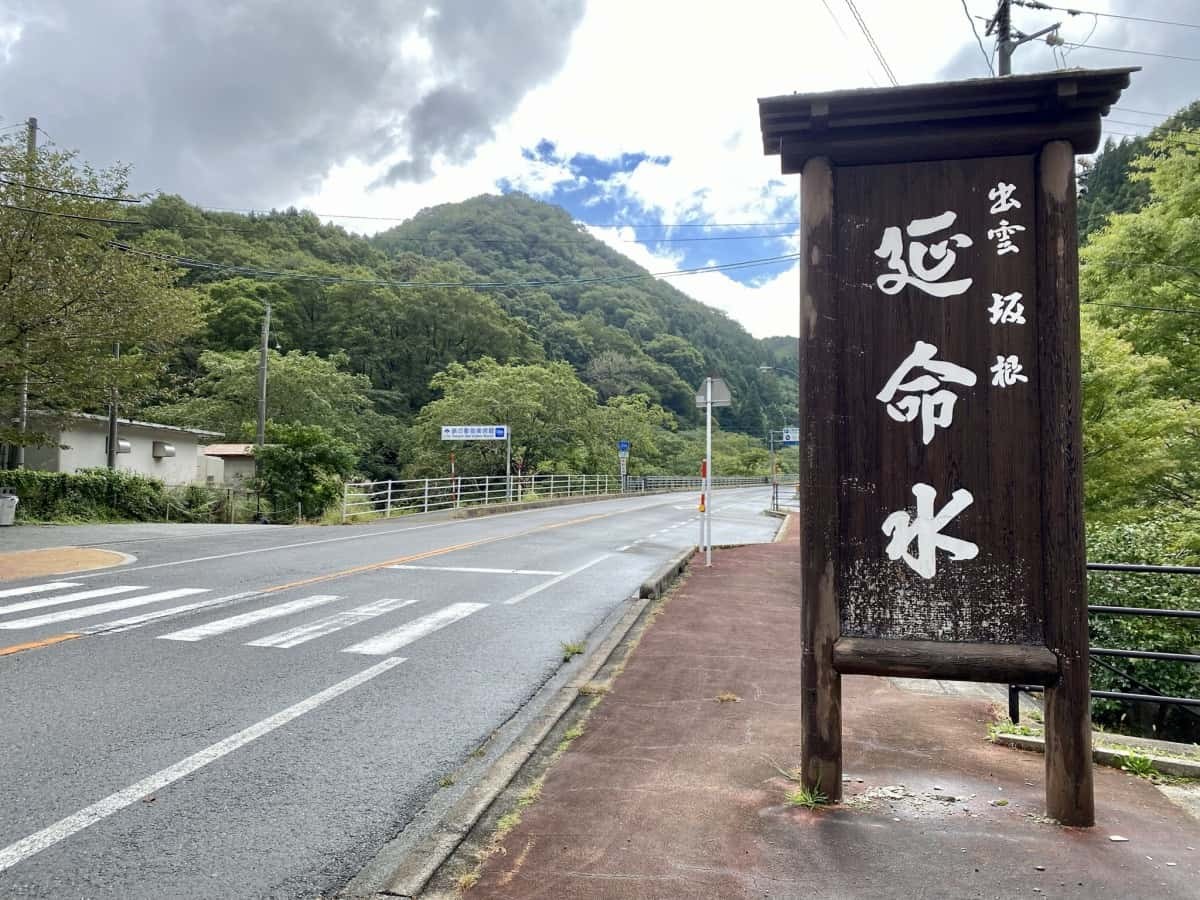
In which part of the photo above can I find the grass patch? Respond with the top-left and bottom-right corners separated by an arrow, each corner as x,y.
560,640 -> 586,661
578,681 -> 609,697
715,691 -> 741,703
786,786 -> 830,810
455,870 -> 479,892
439,774 -> 456,788
1121,752 -> 1158,778
556,722 -> 585,754
988,720 -> 1041,740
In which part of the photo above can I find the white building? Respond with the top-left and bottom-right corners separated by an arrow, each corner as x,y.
24,414 -> 223,485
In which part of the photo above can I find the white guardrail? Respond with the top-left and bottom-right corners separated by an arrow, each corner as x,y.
341,474 -> 769,522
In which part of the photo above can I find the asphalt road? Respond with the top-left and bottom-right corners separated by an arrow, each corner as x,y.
0,488 -> 780,899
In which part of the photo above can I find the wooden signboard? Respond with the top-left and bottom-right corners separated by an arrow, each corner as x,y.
758,68 -> 1136,826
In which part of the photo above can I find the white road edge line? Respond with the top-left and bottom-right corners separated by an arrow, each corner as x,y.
69,490 -> 699,580
341,602 -> 487,656
502,555 -> 612,606
0,657 -> 406,874
159,594 -> 340,642
387,565 -> 562,576
0,582 -> 82,600
615,545 -> 633,552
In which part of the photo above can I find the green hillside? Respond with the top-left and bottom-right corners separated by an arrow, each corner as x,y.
101,191 -> 797,479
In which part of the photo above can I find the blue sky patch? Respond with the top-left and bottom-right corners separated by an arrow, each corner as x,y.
499,141 -> 798,286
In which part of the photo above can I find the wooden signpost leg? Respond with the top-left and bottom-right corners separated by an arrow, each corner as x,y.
1037,140 -> 1094,826
799,156 -> 842,801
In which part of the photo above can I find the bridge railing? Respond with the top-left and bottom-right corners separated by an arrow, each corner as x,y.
341,474 -> 769,522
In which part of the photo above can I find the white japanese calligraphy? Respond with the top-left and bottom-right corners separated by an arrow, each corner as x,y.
988,182 -> 1022,215
874,211 -> 974,298
990,355 -> 1028,387
882,483 -> 979,579
986,219 -> 1025,255
988,291 -> 1026,325
876,341 -> 978,445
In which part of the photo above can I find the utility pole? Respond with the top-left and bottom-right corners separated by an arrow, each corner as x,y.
996,0 -> 1012,76
106,344 -> 120,468
256,300 -> 271,447
13,117 -> 36,469
988,0 -> 1061,77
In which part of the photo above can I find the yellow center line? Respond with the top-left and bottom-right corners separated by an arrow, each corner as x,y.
0,508 -> 619,659
0,633 -> 82,657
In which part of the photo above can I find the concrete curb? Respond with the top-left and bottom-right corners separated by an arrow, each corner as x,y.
639,546 -> 695,599
995,732 -> 1200,778
364,594 -> 659,899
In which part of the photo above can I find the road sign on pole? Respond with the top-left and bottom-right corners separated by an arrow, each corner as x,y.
441,425 -> 508,441
694,378 -> 732,408
780,427 -> 800,446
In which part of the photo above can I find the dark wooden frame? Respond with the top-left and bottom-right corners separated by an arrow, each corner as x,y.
761,68 -> 1136,826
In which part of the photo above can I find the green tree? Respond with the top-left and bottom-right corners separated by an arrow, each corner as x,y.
0,136 -> 202,457
255,422 -> 356,522
147,349 -> 379,448
1080,317 -> 1193,521
408,358 -> 600,476
1080,131 -> 1200,513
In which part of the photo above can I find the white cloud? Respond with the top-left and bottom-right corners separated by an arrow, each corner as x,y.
294,0 -> 1194,337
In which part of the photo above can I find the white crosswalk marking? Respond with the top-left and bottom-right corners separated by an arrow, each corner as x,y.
0,589 -> 209,630
159,594 -> 341,642
0,582 -> 82,600
0,585 -> 144,617
342,602 -> 486,656
81,591 -> 263,635
247,597 -> 420,649
502,555 -> 611,606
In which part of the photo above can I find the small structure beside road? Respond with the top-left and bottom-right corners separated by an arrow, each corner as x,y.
23,414 -> 222,485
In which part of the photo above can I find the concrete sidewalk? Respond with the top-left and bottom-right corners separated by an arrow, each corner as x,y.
463,518 -> 1199,900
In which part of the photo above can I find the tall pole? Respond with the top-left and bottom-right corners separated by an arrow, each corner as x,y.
505,430 -> 512,503
996,0 -> 1012,75
106,343 -> 120,468
769,429 -> 777,487
256,300 -> 271,447
705,376 -> 713,567
13,117 -> 36,469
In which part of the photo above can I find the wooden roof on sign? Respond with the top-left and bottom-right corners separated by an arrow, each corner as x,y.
758,67 -> 1137,171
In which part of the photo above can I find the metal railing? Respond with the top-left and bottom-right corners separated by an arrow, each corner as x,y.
1009,561 -> 1200,726
341,474 -> 769,521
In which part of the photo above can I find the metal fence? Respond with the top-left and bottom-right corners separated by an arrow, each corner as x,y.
1009,561 -> 1200,728
341,474 -> 769,522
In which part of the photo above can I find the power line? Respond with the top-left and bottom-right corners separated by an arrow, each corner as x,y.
842,0 -> 898,85
820,0 -> 881,86
1114,106 -> 1174,119
0,201 -> 133,225
961,0 -> 996,75
1062,42 -> 1200,63
1085,300 -> 1200,317
107,240 -> 801,290
1011,1 -> 1200,30
0,176 -> 141,203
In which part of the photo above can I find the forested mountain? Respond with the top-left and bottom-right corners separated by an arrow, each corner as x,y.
103,190 -> 796,479
1077,101 -> 1200,239
372,192 -> 796,431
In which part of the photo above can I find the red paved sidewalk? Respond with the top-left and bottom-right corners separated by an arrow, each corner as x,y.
467,518 -> 1199,899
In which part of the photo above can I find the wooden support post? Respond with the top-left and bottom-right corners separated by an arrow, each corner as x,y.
1037,140 -> 1094,826
799,155 -> 842,801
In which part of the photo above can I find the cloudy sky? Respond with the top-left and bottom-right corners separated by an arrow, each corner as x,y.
2,0 -> 1197,338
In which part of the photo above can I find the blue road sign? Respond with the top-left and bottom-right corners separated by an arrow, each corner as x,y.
618,440 -> 631,452
495,426 -> 508,439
